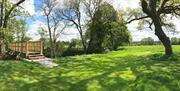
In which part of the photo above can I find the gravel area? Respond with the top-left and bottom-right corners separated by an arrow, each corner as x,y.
22,58 -> 58,68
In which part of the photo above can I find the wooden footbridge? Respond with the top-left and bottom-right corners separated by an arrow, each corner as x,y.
8,41 -> 44,60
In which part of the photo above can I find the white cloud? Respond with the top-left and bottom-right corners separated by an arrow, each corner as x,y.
173,18 -> 180,32
28,19 -> 79,41
9,0 -> 35,15
27,20 -> 43,40
21,0 -> 35,15
28,0 -> 180,41
113,0 -> 140,10
60,27 -> 80,41
132,31 -> 159,41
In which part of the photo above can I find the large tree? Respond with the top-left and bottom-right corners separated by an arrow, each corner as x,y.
0,0 -> 26,53
58,0 -> 87,52
86,3 -> 115,53
87,2 -> 131,53
127,0 -> 180,57
104,21 -> 131,51
82,0 -> 103,20
83,0 -> 103,50
41,0 -> 66,58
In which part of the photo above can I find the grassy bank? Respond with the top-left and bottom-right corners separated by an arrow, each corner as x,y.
0,45 -> 180,91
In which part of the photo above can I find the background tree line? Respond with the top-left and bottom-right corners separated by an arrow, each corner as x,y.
39,0 -> 131,57
132,37 -> 180,46
0,0 -> 179,58
38,0 -> 180,57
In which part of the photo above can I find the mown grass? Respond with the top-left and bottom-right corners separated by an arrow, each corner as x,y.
0,45 -> 180,91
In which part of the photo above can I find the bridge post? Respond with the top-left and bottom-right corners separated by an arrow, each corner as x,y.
26,41 -> 29,57
40,41 -> 43,55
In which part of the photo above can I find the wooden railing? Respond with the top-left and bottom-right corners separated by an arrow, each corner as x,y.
8,41 -> 43,56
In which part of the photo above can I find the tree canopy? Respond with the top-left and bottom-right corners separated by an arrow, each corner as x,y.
87,2 -> 131,53
0,0 -> 26,53
127,0 -> 180,56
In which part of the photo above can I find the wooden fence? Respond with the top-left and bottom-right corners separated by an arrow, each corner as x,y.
8,41 -> 43,56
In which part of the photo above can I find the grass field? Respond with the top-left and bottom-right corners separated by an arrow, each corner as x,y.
0,45 -> 180,91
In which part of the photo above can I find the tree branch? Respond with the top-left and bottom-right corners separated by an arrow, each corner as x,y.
158,0 -> 170,14
8,0 -> 26,15
141,0 -> 151,15
4,0 -> 26,27
126,16 -> 149,24
159,4 -> 180,16
147,21 -> 153,30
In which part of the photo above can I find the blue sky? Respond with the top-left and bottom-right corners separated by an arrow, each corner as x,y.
23,0 -> 180,41
26,0 -> 43,26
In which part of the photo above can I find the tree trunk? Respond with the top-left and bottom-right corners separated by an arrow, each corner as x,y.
74,22 -> 87,53
47,15 -> 55,58
77,15 -> 87,53
53,40 -> 56,58
152,16 -> 173,57
0,41 -> 6,54
49,35 -> 55,58
0,1 -> 5,54
154,27 -> 173,56
79,32 -> 87,53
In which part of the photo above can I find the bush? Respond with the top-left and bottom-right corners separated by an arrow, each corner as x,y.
43,42 -> 70,57
43,40 -> 84,57
62,48 -> 84,57
43,47 -> 51,58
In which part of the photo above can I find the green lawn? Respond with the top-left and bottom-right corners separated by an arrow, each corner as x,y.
0,46 -> 180,91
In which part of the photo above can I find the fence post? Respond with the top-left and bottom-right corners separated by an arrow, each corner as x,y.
26,41 -> 29,57
15,43 -> 16,51
40,41 -> 43,55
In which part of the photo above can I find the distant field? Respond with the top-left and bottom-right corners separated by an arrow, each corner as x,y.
0,45 -> 180,91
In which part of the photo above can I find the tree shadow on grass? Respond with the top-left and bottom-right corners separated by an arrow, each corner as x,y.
60,53 -> 180,91
0,61 -> 73,91
129,54 -> 180,91
0,53 -> 179,91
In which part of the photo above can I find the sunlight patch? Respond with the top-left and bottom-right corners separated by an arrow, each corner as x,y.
61,70 -> 102,84
86,80 -> 102,91
13,76 -> 38,84
151,66 -> 171,73
108,67 -> 136,81
137,65 -> 153,74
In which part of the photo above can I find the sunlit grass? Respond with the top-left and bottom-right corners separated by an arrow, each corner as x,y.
0,45 -> 180,91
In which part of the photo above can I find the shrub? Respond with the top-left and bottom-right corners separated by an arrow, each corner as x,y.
62,48 -> 84,57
